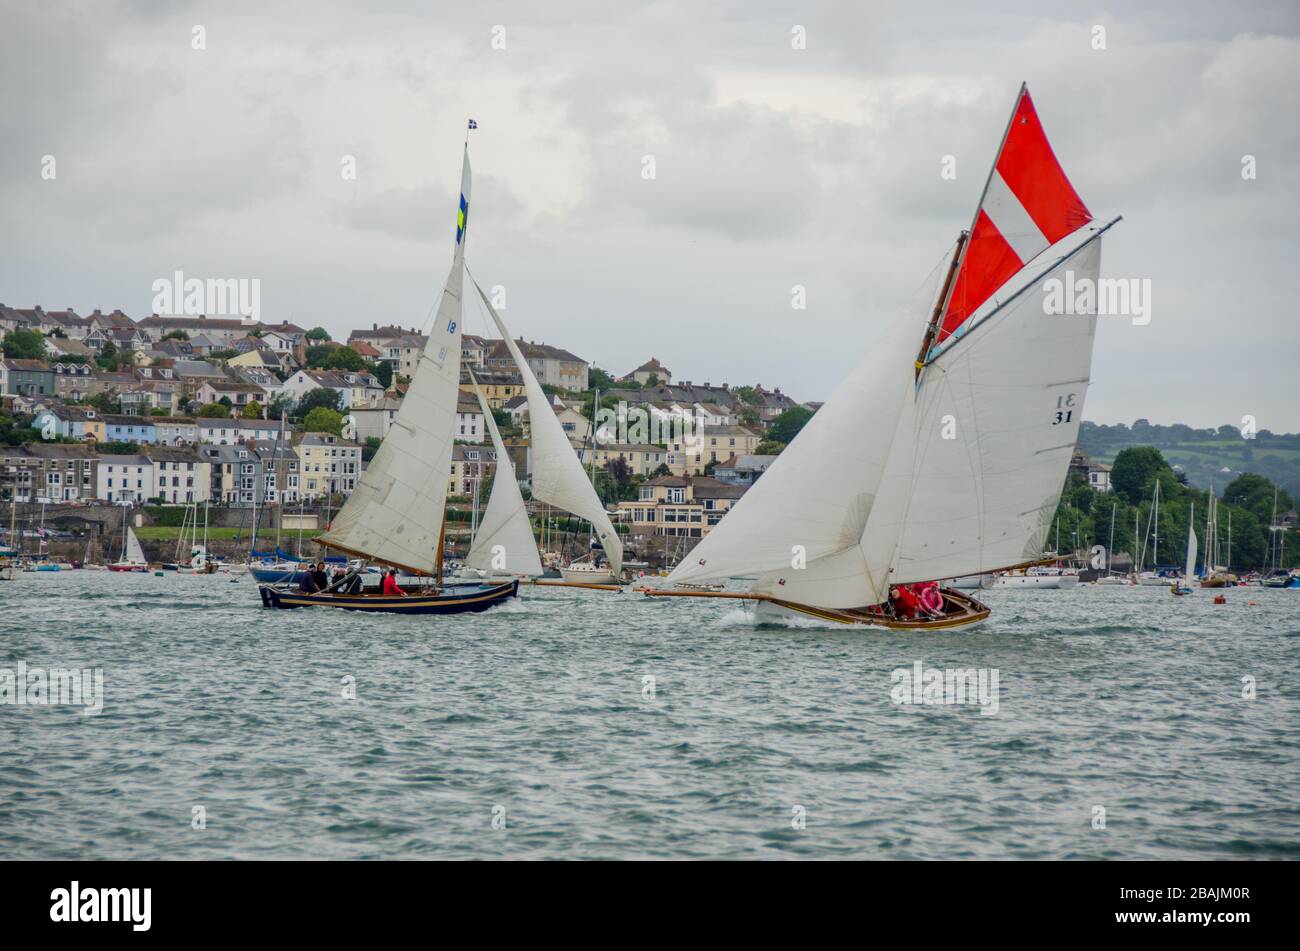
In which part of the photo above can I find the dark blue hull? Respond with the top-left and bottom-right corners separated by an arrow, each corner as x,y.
258,579 -> 519,614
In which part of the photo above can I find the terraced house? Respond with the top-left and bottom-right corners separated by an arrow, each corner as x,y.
588,442 -> 667,478
51,362 -> 95,402
32,404 -> 105,442
448,444 -> 497,497
0,358 -> 55,397
95,453 -> 154,503
0,444 -> 97,503
146,446 -> 212,504
102,414 -> 157,445
665,423 -> 762,476
486,339 -> 588,392
136,315 -> 254,346
617,475 -> 746,540
295,432 -> 360,498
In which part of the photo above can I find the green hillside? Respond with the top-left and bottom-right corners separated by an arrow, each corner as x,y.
1053,444 -> 1299,572
1078,421 -> 1300,500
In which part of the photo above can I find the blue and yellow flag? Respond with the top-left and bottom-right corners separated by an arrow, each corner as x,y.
456,193 -> 469,246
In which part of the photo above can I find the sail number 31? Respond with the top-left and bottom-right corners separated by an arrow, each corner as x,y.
1052,393 -> 1077,425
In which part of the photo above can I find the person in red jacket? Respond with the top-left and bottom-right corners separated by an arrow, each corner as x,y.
381,569 -> 406,596
890,584 -> 922,619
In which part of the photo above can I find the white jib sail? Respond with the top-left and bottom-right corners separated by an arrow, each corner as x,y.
319,148 -> 472,575
669,319 -> 917,596
125,526 -> 145,563
472,280 -> 624,575
1184,504 -> 1198,588
889,235 -> 1103,585
465,376 -> 543,576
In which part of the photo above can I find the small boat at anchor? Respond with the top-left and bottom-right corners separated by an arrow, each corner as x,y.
258,127 -> 516,615
1171,504 -> 1197,596
995,565 -> 1079,588
643,84 -> 1117,629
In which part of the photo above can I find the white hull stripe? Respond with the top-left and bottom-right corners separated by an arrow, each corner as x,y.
982,169 -> 1049,263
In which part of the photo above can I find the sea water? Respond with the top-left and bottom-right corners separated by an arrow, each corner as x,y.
1,573 -> 1297,859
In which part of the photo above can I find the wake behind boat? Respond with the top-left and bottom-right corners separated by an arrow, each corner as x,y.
643,84 -> 1118,629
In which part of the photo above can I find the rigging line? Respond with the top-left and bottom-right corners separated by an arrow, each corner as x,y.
461,260 -> 494,340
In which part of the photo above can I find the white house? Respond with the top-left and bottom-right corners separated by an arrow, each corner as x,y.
455,390 -> 485,444
145,447 -> 212,504
195,379 -> 267,411
96,454 -> 156,503
1088,462 -> 1112,493
348,397 -> 402,442
196,417 -> 285,445
282,368 -> 348,409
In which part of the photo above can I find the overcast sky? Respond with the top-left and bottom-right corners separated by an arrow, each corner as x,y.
2,1 -> 1297,430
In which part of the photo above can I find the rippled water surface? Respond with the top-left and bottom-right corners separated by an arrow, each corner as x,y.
2,572 -> 1298,859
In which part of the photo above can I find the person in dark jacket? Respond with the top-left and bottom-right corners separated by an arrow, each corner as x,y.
297,569 -> 319,593
312,562 -> 329,591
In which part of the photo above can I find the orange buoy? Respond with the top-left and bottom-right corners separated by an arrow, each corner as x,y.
1213,594 -> 1227,604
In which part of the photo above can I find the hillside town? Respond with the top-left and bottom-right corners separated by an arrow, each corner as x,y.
0,304 -> 813,559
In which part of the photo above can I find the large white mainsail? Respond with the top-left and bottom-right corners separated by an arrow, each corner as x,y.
667,319 -> 916,600
889,236 -> 1102,585
464,374 -> 543,576
471,280 -> 624,575
318,149 -> 472,575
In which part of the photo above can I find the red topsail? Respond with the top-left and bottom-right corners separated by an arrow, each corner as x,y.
936,85 -> 1092,344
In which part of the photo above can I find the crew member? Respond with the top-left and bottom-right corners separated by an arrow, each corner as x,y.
381,568 -> 407,596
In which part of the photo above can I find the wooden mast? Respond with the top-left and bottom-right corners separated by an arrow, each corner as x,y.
433,508 -> 448,588
915,230 -> 967,376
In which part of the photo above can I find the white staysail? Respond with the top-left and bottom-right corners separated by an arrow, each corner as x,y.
124,526 -> 145,564
669,320 -> 917,600
1183,504 -> 1198,588
465,376 -> 543,576
319,149 -> 472,575
471,281 -> 624,575
889,236 -> 1103,585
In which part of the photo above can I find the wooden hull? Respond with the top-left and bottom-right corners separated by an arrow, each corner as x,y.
526,578 -> 623,592
1200,574 -> 1237,588
641,586 -> 991,630
258,579 -> 519,614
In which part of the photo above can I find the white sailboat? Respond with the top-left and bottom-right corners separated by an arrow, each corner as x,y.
1200,490 -> 1237,586
644,84 -> 1119,628
108,518 -> 149,572
260,125 -> 518,614
1134,480 -> 1169,584
1173,504 -> 1197,595
471,281 -> 625,588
